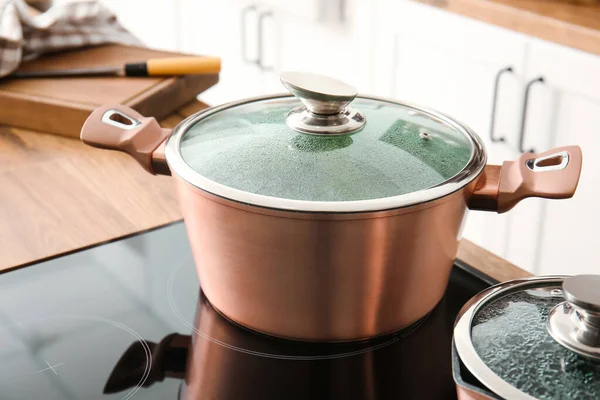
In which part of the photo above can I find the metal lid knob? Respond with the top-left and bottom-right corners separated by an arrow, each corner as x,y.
564,275 -> 600,314
547,275 -> 600,360
280,71 -> 366,136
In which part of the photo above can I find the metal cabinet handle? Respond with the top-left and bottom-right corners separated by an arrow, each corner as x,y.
241,5 -> 258,64
257,10 -> 273,71
518,76 -> 545,153
489,67 -> 513,143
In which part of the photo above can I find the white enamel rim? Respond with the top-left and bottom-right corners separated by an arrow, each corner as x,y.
454,275 -> 570,400
164,93 -> 487,213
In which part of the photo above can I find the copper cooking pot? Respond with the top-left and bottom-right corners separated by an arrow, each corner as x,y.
80,72 -> 583,342
452,274 -> 600,399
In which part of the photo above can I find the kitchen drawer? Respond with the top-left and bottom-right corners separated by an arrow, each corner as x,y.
379,0 -> 528,65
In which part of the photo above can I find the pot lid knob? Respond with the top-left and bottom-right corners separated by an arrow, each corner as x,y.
547,275 -> 600,360
564,274 -> 600,313
280,71 -> 366,136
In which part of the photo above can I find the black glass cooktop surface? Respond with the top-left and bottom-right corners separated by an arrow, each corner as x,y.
0,222 -> 497,400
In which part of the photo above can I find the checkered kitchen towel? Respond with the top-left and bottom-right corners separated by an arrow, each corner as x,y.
0,0 -> 141,77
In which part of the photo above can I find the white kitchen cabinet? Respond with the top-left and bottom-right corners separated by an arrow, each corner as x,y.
234,1 -> 374,97
507,41 -> 600,276
104,0 -> 371,103
100,0 -> 257,104
254,0 -> 346,23
271,5 -> 373,94
99,0 -> 180,51
176,0 -> 357,104
499,68 -> 549,272
176,0 -> 264,105
373,0 -> 528,260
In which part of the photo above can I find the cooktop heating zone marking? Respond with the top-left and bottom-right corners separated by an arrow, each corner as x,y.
1,315 -> 152,400
37,360 -> 65,375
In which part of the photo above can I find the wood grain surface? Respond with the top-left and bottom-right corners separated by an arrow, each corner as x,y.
0,101 -> 209,272
457,238 -> 531,281
415,0 -> 600,56
0,98 -> 530,282
0,45 -> 219,138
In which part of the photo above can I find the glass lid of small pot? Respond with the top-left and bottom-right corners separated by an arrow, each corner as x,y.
167,72 -> 485,212
454,274 -> 600,400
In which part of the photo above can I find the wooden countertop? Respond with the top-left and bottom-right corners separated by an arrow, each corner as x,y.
415,0 -> 600,56
0,100 -> 530,282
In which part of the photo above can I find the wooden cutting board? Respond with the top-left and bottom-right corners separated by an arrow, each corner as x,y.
0,45 -> 219,138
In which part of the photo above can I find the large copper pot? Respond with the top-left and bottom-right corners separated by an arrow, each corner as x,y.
80,72 -> 582,341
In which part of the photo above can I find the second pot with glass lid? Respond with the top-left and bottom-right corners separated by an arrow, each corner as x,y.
80,72 -> 583,342
453,274 -> 600,399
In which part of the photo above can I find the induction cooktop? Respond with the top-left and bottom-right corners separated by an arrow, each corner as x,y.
0,221 -> 497,400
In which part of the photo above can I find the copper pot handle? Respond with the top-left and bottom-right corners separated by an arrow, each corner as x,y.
469,145 -> 583,213
80,104 -> 172,175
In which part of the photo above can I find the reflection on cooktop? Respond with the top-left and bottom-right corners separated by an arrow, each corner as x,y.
0,222 -> 494,399
0,315 -> 151,400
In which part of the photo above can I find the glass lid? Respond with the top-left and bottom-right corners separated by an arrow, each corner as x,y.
454,275 -> 600,400
165,72 -> 486,212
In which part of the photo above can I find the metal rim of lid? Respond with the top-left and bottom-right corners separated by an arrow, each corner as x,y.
164,93 -> 487,213
454,275 -> 570,400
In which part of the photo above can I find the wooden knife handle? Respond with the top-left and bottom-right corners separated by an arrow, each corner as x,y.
125,56 -> 221,77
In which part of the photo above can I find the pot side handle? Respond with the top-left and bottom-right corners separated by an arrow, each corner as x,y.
80,104 -> 172,175
469,146 -> 582,213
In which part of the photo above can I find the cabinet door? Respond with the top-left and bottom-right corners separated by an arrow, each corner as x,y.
510,41 -> 600,275
373,0 -> 527,259
177,0 -> 263,105
99,0 -> 179,51
263,6 -> 373,95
